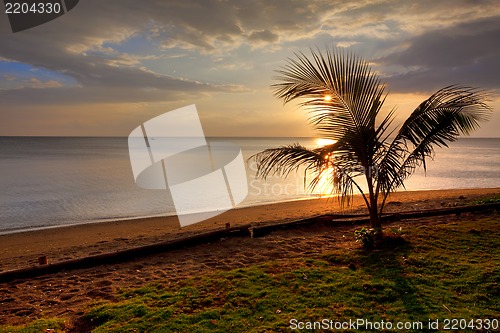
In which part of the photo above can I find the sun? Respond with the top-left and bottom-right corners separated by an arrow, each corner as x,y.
324,95 -> 332,101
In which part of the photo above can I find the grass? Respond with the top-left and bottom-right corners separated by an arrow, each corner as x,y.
475,195 -> 500,205
1,215 -> 499,332
0,318 -> 66,333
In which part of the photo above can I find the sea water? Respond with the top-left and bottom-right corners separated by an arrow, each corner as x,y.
1,137 -> 499,233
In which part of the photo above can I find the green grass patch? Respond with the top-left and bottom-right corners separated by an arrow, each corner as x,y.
0,318 -> 66,333
474,195 -> 500,205
2,216 -> 499,332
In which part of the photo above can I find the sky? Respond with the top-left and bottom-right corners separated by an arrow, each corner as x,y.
0,0 -> 499,137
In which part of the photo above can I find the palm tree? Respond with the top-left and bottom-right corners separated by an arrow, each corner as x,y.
252,48 -> 491,232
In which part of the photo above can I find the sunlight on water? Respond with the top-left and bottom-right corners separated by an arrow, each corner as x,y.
312,138 -> 337,195
315,138 -> 336,147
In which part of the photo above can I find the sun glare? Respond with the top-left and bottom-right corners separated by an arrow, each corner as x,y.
311,138 -> 337,196
315,138 -> 337,147
324,95 -> 332,101
314,163 -> 336,196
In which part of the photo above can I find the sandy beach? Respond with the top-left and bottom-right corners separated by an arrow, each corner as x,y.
0,187 -> 499,327
1,187 -> 499,273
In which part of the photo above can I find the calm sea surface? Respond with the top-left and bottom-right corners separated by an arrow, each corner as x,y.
1,137 -> 499,233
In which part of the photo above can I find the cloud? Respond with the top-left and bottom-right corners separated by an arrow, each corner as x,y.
247,30 -> 279,43
322,0 -> 499,36
336,41 -> 359,48
379,16 -> 500,93
28,78 -> 64,89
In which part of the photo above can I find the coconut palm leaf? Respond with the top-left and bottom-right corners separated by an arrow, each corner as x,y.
253,144 -> 323,181
376,86 -> 491,210
273,49 -> 387,148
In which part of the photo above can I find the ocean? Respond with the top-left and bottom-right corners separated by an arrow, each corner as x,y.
1,137 -> 499,234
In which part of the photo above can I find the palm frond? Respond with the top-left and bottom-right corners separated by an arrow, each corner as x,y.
377,85 -> 491,197
398,86 -> 490,149
272,48 -> 387,147
251,143 -> 324,180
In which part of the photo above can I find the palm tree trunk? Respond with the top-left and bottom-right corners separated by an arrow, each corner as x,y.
369,199 -> 381,229
366,174 -> 382,231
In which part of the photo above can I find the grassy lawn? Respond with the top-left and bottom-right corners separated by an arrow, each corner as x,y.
2,215 -> 499,332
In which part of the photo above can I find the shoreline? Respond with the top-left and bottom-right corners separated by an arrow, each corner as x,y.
2,185 -> 500,236
0,194 -> 329,236
1,187 -> 499,273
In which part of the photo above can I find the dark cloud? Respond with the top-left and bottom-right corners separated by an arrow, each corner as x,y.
381,16 -> 500,93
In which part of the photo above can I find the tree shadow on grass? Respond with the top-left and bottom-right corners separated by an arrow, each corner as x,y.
356,237 -> 432,324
